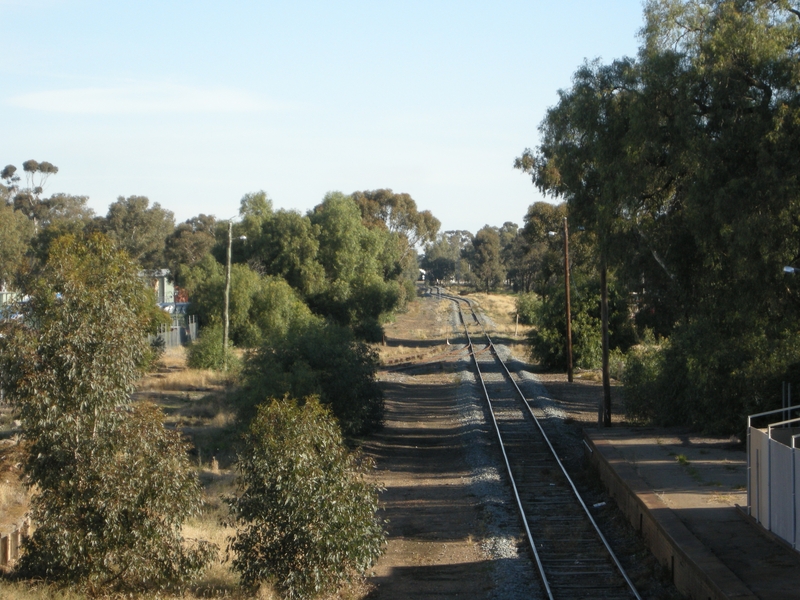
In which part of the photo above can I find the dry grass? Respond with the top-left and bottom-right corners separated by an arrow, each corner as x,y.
0,440 -> 30,534
467,292 -> 532,340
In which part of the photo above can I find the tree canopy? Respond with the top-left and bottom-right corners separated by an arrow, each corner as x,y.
0,233 -> 214,590
516,0 -> 800,433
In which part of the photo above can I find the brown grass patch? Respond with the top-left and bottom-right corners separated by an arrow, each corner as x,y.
0,439 -> 30,534
467,292 -> 532,339
138,346 -> 234,392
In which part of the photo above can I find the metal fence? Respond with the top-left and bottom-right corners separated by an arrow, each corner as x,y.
747,405 -> 800,549
150,314 -> 198,348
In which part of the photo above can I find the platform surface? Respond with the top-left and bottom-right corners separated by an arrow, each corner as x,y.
586,427 -> 800,600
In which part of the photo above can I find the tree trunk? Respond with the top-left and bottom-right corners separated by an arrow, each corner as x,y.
564,217 -> 573,383
600,257 -> 611,427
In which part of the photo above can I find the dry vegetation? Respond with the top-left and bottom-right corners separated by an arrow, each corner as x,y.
0,345 -> 374,600
0,429 -> 29,536
460,290 -> 532,359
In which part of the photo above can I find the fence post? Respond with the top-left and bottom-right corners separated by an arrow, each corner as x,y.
9,527 -> 19,560
0,534 -> 8,566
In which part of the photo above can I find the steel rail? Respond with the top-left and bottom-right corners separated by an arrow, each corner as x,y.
437,287 -> 641,600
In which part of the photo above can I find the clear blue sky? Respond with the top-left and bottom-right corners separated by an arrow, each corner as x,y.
2,0 -> 645,234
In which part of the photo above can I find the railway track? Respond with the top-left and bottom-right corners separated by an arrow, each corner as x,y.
435,287 -> 641,600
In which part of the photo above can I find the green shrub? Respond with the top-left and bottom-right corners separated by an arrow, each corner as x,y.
239,319 -> 383,436
0,233 -> 215,591
526,287 -> 602,370
525,274 -> 635,370
515,292 -> 539,325
18,403 -> 217,591
227,397 -> 386,599
187,323 -> 241,371
621,339 -> 673,424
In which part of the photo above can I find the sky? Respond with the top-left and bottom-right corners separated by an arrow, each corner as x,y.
2,0 -> 645,234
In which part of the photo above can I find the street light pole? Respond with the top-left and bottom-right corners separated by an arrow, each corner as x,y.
223,221 -> 232,372
563,217 -> 573,383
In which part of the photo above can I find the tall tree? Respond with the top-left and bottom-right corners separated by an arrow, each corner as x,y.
102,196 -> 176,270
165,214 -> 217,286
2,160 -> 60,234
465,226 -> 505,292
248,209 -> 325,296
352,188 -> 440,256
308,192 -> 403,334
0,233 -> 214,590
518,0 -> 800,433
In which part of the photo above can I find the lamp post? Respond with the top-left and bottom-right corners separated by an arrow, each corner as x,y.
223,219 -> 246,372
549,217 -> 573,383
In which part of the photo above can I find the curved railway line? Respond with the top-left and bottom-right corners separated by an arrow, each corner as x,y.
434,286 -> 642,600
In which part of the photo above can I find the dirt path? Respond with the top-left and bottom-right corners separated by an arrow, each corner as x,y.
363,374 -> 493,599
362,293 -> 539,599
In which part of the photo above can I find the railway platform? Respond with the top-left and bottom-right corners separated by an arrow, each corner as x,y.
584,427 -> 800,600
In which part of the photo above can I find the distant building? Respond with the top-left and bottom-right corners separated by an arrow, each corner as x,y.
0,282 -> 21,307
141,269 -> 175,304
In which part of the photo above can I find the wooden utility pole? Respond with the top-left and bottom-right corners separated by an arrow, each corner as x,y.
563,217 -> 573,383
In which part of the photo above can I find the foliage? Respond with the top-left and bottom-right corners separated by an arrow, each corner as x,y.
239,319 -> 384,436
515,292 -> 540,326
27,194 -> 96,262
512,202 -> 570,295
187,323 -> 241,371
17,402 -> 217,591
464,226 -> 505,291
165,214 -> 217,286
2,160 -> 59,234
307,192 -> 403,333
220,191 -> 424,340
227,397 -> 386,599
184,255 -> 314,348
0,201 -> 34,286
516,0 -> 800,433
102,195 -> 176,270
352,188 -> 440,274
421,230 -> 473,283
247,208 -> 325,296
526,273 -> 636,370
0,233 -> 214,591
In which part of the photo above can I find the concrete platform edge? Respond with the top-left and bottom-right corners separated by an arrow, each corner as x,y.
584,431 -> 758,600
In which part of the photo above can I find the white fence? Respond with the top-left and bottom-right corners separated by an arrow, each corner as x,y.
747,405 -> 800,549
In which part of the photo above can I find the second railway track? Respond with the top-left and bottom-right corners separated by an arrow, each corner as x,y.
436,287 -> 641,600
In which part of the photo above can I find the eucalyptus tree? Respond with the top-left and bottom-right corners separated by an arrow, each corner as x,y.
0,233 -> 214,590
308,192 -> 404,337
422,230 -> 473,283
248,208 -> 325,296
102,195 -> 176,270
1,160 -> 59,233
0,202 -> 34,288
352,188 -> 440,261
228,398 -> 385,598
518,0 -> 800,433
165,214 -> 217,286
464,226 -> 505,292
